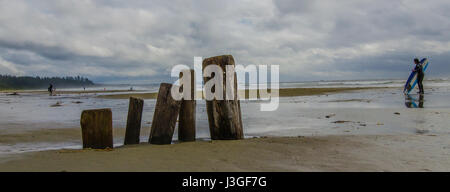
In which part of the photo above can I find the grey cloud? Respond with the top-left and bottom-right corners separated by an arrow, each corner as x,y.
0,40 -> 75,61
0,0 -> 449,83
273,0 -> 315,14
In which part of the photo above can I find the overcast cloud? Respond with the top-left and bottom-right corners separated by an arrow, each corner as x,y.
0,0 -> 449,83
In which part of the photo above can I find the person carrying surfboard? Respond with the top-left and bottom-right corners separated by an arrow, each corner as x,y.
48,83 -> 54,96
413,58 -> 425,94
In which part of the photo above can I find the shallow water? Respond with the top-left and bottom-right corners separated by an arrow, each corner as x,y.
1,79 -> 450,155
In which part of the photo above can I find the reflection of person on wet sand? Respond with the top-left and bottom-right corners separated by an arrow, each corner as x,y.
405,94 -> 424,108
48,84 -> 54,96
418,94 -> 424,108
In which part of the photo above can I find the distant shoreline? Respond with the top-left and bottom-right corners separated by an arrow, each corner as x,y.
1,87 -> 388,98
0,75 -> 94,90
0,89 -> 142,95
96,87 -> 390,99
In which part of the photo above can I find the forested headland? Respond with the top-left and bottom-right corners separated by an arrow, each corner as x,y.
0,75 -> 94,90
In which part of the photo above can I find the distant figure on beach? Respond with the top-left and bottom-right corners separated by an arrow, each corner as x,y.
48,84 -> 54,96
413,58 -> 425,94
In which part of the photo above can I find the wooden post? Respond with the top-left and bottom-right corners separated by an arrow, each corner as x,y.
202,55 -> 244,140
80,108 -> 113,149
124,97 -> 144,145
178,69 -> 196,142
149,83 -> 182,144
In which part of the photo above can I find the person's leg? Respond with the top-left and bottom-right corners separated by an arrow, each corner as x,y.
418,81 -> 422,93
418,75 -> 424,94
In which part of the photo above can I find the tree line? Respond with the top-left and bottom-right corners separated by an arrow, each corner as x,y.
0,75 -> 94,90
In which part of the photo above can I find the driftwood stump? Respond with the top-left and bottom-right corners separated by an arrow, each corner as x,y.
124,97 -> 144,145
149,83 -> 182,144
203,55 -> 244,140
80,108 -> 113,149
178,69 -> 196,142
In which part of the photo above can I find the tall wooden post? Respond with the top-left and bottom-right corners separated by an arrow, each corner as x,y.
149,83 -> 182,144
80,108 -> 113,149
178,69 -> 196,142
202,55 -> 244,140
124,97 -> 144,145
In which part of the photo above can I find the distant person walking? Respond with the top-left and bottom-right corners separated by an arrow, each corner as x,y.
48,84 -> 54,96
413,58 -> 425,94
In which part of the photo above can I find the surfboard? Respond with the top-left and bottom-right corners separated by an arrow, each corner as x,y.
403,58 -> 429,94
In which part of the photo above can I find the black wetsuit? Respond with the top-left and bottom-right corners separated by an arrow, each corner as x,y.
414,63 -> 424,93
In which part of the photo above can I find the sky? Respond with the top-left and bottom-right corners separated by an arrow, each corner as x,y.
0,0 -> 449,83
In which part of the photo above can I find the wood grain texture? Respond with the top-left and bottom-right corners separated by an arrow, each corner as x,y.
202,55 -> 244,140
80,108 -> 113,149
149,83 -> 182,144
178,69 -> 196,142
124,97 -> 144,145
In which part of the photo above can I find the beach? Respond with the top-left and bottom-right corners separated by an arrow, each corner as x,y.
95,87 -> 381,99
1,79 -> 450,171
2,0 -> 449,176
1,135 -> 449,172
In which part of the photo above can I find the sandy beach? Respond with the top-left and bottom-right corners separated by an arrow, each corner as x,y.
1,83 -> 450,172
0,89 -> 142,95
96,87 -> 384,99
1,134 -> 449,172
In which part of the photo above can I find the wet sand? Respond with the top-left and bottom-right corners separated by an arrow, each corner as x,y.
96,87 -> 385,99
0,127 -> 138,144
0,134 -> 449,172
1,86 -> 449,171
1,89 -> 141,95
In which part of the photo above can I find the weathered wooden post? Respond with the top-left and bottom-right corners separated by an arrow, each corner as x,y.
124,97 -> 144,145
80,108 -> 113,149
149,83 -> 182,144
202,55 -> 244,140
178,69 -> 196,142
